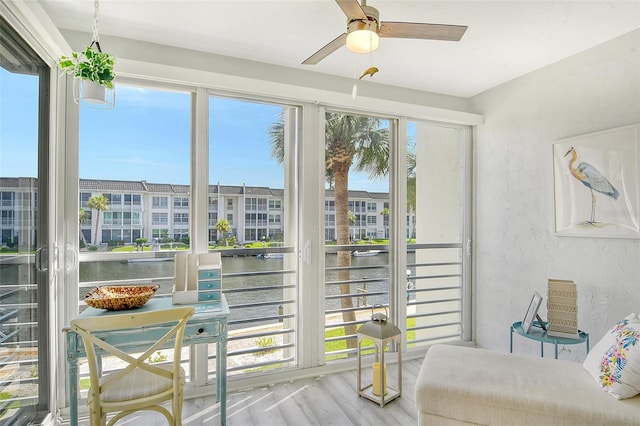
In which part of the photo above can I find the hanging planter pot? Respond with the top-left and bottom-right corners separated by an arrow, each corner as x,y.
73,77 -> 115,110
60,44 -> 116,109
80,79 -> 105,101
58,1 -> 115,109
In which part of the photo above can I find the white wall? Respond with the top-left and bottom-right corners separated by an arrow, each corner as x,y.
470,29 -> 640,359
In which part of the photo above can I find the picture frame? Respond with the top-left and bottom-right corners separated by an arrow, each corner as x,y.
553,123 -> 640,239
522,292 -> 543,334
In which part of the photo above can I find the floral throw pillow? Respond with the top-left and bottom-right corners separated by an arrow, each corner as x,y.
583,313 -> 640,399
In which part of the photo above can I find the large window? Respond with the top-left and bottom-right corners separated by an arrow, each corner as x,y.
209,95 -> 299,375
78,83 -> 191,299
55,64 -> 471,418
323,111 -> 391,360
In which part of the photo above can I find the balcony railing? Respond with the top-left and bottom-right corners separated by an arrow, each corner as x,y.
323,242 -> 464,360
76,246 -> 297,385
0,255 -> 39,414
0,242 -> 465,414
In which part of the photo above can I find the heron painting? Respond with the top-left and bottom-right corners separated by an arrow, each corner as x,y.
553,123 -> 640,239
563,146 -> 619,224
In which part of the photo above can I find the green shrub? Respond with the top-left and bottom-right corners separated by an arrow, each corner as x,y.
255,336 -> 277,356
147,351 -> 167,364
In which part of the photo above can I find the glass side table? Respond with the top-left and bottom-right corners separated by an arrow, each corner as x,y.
510,320 -> 589,359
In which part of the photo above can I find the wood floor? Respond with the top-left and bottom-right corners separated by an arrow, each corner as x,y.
82,358 -> 422,426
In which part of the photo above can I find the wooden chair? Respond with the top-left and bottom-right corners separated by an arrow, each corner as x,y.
70,306 -> 195,426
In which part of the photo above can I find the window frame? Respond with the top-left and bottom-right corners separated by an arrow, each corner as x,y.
55,72 -> 473,408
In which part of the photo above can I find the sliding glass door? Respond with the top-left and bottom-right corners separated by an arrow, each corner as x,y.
0,16 -> 51,424
405,121 -> 472,348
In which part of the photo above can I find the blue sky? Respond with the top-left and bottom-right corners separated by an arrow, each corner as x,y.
1,70 -> 39,175
2,70 -> 389,192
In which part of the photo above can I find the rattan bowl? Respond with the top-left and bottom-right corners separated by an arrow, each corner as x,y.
85,285 -> 159,311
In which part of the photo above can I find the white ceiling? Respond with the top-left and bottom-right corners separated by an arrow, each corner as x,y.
38,0 -> 640,98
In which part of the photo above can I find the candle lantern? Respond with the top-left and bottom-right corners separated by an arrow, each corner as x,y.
357,304 -> 402,407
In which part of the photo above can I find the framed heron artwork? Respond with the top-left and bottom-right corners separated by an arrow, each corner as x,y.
553,123 -> 640,239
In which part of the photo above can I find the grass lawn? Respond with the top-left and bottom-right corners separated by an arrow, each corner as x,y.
325,317 -> 416,361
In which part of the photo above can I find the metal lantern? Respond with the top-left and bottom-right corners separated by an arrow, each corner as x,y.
357,305 -> 402,407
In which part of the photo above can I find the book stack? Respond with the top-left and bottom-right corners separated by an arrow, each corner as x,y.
547,279 -> 579,338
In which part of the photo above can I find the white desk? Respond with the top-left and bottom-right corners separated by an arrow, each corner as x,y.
64,296 -> 229,425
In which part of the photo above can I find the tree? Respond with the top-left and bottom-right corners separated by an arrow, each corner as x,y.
406,138 -> 417,239
79,207 -> 88,248
214,219 -> 231,246
87,194 -> 108,247
270,111 -> 389,350
380,207 -> 390,221
406,139 -> 417,217
348,210 -> 357,242
135,237 -> 147,251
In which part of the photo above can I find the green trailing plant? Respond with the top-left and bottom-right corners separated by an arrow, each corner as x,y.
147,351 -> 167,364
255,336 -> 277,356
59,45 -> 116,89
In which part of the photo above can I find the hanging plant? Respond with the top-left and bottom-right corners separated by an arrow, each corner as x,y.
59,44 -> 116,89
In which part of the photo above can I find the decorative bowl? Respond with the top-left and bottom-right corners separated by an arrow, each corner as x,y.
85,285 -> 159,310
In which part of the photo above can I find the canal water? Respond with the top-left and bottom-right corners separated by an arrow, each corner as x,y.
78,252 -> 406,327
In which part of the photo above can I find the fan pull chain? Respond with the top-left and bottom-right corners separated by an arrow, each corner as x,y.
352,57 -> 358,99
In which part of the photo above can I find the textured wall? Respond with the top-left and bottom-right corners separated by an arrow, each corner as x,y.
470,29 -> 640,360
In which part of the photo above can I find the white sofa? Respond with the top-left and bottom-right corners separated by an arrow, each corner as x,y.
415,344 -> 640,425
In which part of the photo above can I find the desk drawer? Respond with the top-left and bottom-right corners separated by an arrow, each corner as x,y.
198,269 -> 221,280
198,290 -> 221,302
68,319 -> 224,355
198,280 -> 221,291
185,320 -> 221,339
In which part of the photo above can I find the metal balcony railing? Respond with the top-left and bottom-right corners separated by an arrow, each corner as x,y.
0,242 -> 466,414
0,257 -> 40,416
76,246 -> 298,385
323,242 -> 465,360
406,243 -> 464,347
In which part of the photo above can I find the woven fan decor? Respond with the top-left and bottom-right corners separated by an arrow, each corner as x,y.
85,285 -> 159,310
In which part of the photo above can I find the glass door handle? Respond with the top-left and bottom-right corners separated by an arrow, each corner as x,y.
302,240 -> 312,265
65,243 -> 78,273
34,247 -> 48,272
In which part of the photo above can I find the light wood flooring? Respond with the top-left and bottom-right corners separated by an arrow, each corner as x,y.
81,358 -> 422,426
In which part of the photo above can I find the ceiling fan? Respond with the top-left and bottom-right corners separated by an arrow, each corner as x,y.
303,0 -> 468,65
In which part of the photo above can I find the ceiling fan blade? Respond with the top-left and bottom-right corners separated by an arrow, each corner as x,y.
302,33 -> 347,65
380,21 -> 468,41
335,0 -> 367,20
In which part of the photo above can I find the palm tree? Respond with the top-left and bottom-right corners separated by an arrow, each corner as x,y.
406,140 -> 417,239
214,219 -> 231,246
407,140 -> 417,214
270,111 -> 389,350
79,207 -> 88,248
87,194 -> 108,247
347,210 -> 357,242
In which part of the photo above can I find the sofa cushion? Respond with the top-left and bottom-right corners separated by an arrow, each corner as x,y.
416,344 -> 640,426
583,313 -> 640,399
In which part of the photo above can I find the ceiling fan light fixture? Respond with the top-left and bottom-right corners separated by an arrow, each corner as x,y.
346,19 -> 380,53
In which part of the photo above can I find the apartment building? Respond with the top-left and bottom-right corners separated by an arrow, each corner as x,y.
1,178 -> 409,247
